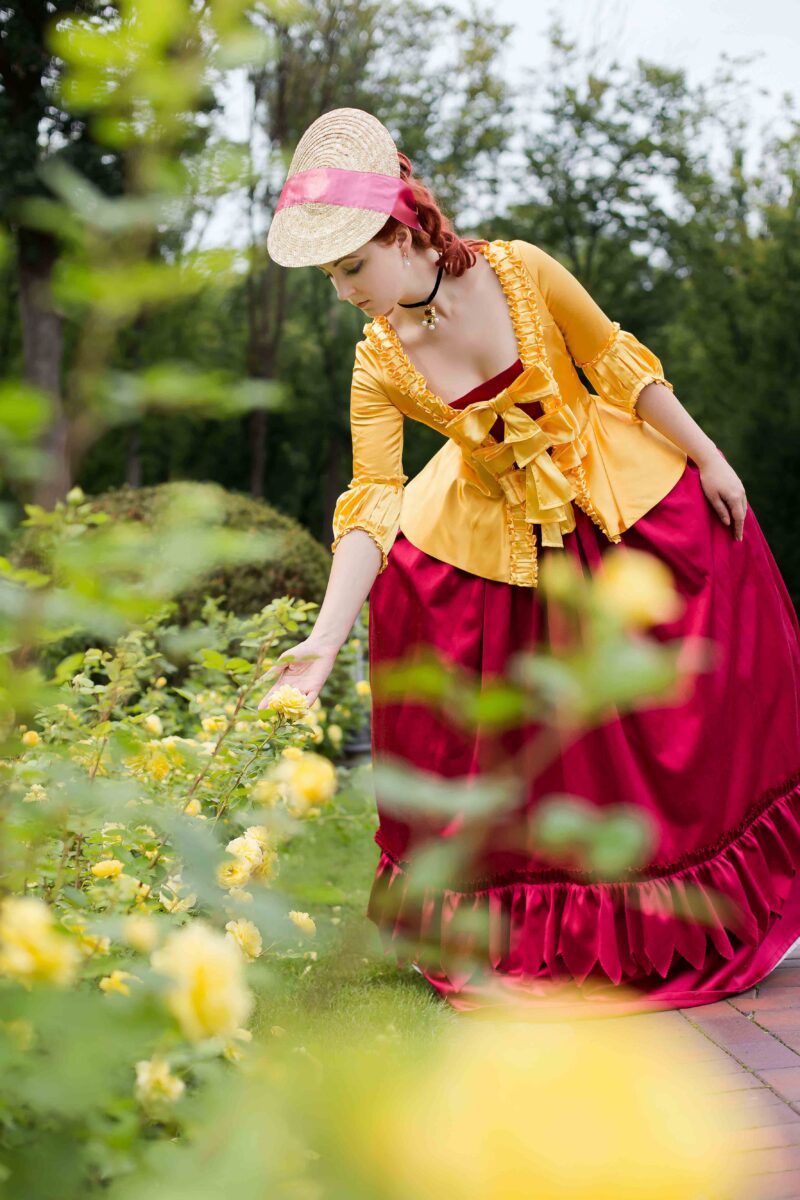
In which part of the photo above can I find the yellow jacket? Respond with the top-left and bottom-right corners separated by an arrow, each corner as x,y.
331,238 -> 687,587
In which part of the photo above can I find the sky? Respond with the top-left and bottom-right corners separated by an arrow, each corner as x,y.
493,0 -> 799,117
203,0 -> 799,251
473,0 -> 799,174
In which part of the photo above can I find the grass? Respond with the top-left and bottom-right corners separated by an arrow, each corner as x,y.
252,753 -> 458,1046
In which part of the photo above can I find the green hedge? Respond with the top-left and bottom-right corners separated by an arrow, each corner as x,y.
14,481 -> 332,622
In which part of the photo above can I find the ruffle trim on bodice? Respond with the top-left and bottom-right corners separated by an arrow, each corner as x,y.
366,768 -> 800,988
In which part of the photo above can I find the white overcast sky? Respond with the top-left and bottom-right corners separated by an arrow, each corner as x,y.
204,0 -> 799,250
495,0 -> 798,107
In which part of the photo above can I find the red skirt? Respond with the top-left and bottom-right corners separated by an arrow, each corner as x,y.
365,366 -> 800,1017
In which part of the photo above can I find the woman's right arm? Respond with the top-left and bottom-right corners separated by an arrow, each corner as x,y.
258,341 -> 405,710
257,529 -> 382,709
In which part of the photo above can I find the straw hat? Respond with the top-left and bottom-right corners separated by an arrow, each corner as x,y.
267,107 -> 422,269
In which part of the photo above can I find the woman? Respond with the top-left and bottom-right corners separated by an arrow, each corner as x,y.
261,107 -> 800,1016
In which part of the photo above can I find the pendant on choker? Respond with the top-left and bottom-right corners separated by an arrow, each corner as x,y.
422,303 -> 439,330
399,262 -> 444,330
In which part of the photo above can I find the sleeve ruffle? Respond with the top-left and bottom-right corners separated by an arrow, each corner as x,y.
330,475 -> 406,574
578,322 -> 674,422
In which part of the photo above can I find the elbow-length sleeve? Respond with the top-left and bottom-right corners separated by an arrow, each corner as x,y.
517,241 -> 674,422
330,340 -> 407,574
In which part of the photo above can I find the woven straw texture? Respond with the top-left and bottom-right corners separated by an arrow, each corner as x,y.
267,107 -> 402,268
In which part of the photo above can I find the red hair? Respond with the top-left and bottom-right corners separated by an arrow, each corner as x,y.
371,152 -> 488,276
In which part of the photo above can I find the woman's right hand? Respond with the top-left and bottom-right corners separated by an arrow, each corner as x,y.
257,636 -> 340,711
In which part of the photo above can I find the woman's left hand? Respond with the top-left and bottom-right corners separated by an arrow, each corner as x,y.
697,453 -> 748,540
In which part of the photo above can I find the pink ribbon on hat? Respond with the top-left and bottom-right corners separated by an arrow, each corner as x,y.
275,166 -> 423,230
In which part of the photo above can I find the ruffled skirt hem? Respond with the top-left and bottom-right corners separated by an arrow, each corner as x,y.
366,768 -> 800,1016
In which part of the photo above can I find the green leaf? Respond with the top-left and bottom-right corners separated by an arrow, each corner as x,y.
224,657 -> 253,673
200,649 -> 227,671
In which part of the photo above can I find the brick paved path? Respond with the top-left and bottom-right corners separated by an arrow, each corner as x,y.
641,941 -> 800,1198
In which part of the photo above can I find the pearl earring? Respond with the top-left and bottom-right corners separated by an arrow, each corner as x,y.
403,254 -> 410,267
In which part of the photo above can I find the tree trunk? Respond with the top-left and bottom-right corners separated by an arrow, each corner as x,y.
126,426 -> 143,487
17,227 -> 70,507
249,408 -> 268,498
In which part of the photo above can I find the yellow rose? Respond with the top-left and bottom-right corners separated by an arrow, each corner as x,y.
281,746 -> 304,761
122,914 -> 159,953
78,930 -> 111,957
249,847 -> 278,884
278,753 -> 337,814
143,714 -> 163,736
0,897 -> 80,987
91,859 -> 124,879
251,778 -> 283,807
216,858 -> 252,891
23,784 -> 47,804
155,676 -> 168,688
265,685 -> 308,723
125,744 -> 172,781
228,886 -> 254,904
183,797 -> 202,817
150,922 -> 254,1042
288,911 -> 316,937
21,730 -> 40,747
201,714 -> 228,735
224,918 -> 263,963
134,1056 -> 185,1109
243,825 -> 273,850
222,1027 -> 253,1063
158,876 -> 197,913
225,835 -> 263,871
99,969 -> 140,996
355,680 -> 371,697
327,723 -> 343,746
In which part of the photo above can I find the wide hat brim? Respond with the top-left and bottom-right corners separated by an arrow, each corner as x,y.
267,107 -> 403,269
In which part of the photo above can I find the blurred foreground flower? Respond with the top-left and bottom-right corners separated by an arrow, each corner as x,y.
134,1056 -> 185,1113
272,752 -> 337,818
0,897 -> 80,987
326,994 -> 745,1200
151,922 -> 254,1042
593,546 -> 685,628
99,969 -> 140,996
122,914 -> 159,953
288,911 -> 316,937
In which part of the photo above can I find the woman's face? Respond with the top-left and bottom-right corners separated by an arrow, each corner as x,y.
315,232 -> 410,318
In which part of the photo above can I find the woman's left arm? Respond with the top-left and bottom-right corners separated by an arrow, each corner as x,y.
515,239 -> 749,543
636,381 -> 748,541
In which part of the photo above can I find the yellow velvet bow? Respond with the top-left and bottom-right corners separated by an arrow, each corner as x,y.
445,363 -> 588,547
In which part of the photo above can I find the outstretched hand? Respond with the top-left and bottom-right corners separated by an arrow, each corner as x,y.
698,454 -> 748,541
257,637 -> 339,711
